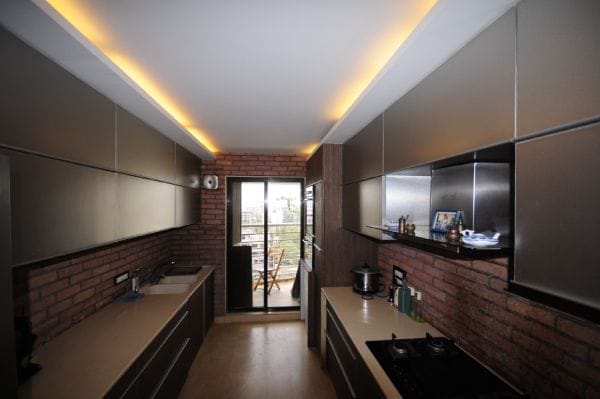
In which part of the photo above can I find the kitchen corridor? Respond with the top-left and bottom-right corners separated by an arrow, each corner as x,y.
179,321 -> 336,399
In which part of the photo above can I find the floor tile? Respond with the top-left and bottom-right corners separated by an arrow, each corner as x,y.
178,320 -> 335,399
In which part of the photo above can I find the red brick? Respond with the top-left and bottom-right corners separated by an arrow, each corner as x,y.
29,295 -> 56,314
506,297 -> 556,327
40,279 -> 69,297
57,263 -> 83,279
556,317 -> 600,348
471,260 -> 507,279
563,355 -> 600,387
48,298 -> 73,316
82,257 -> 103,270
70,270 -> 92,284
29,271 -> 57,289
56,284 -> 81,302
74,288 -> 95,304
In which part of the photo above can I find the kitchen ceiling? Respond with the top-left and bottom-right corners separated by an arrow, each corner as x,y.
0,1 -> 517,159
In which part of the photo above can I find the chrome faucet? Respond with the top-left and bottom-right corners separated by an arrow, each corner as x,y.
131,267 -> 149,294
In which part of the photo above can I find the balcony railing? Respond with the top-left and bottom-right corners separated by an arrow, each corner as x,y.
240,223 -> 300,281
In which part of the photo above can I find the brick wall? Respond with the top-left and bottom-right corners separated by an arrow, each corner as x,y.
170,152 -> 306,315
378,243 -> 600,399
13,231 -> 173,345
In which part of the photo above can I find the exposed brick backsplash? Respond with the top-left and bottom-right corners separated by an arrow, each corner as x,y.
378,243 -> 600,399
170,152 -> 306,316
13,231 -> 173,345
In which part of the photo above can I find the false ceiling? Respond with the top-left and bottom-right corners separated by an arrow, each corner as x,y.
0,0 -> 517,159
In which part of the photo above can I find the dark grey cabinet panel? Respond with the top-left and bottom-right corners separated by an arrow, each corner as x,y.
516,0 -> 600,136
343,114 -> 383,183
117,107 -> 175,183
515,123 -> 600,310
0,27 -> 115,169
384,9 -> 515,173
175,145 -> 201,188
342,177 -> 383,232
175,186 -> 200,227
117,174 -> 175,239
5,150 -> 115,265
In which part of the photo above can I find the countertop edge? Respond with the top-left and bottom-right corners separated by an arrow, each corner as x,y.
100,265 -> 215,397
321,286 -> 442,399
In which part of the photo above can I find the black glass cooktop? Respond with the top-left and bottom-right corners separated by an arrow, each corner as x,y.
366,334 -> 525,399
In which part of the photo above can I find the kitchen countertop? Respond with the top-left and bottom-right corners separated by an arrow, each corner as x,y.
321,286 -> 442,399
19,266 -> 215,399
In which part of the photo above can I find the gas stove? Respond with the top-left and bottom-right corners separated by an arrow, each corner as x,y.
366,333 -> 525,399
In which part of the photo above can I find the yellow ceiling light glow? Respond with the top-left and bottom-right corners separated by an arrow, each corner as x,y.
302,143 -> 319,156
329,0 -> 438,120
45,0 -> 216,153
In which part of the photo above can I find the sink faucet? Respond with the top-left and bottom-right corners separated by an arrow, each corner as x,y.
131,267 -> 150,294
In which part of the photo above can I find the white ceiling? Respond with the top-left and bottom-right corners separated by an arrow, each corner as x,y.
0,0 -> 517,159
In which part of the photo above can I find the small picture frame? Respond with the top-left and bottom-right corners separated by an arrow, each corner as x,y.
431,210 -> 458,233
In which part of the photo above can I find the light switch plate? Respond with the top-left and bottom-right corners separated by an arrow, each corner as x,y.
114,271 -> 129,286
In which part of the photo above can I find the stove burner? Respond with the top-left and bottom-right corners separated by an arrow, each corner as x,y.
392,342 -> 408,355
425,333 -> 448,353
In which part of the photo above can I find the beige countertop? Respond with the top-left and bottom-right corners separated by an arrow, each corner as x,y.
19,266 -> 215,399
321,287 -> 442,399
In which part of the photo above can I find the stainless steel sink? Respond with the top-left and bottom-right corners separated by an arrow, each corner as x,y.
142,283 -> 191,295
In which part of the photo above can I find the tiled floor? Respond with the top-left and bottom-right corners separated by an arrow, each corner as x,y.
179,320 -> 336,399
252,280 -> 301,308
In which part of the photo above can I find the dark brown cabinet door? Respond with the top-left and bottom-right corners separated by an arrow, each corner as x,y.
117,106 -> 176,183
0,27 -> 115,169
313,182 -> 323,249
343,114 -> 383,184
516,0 -> 600,137
384,9 -> 515,173
515,123 -> 600,311
306,146 -> 323,185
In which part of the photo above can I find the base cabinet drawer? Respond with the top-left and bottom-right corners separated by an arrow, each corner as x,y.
326,303 -> 385,399
326,337 -> 357,399
151,338 -> 192,399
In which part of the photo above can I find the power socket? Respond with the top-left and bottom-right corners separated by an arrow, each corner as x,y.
114,271 -> 129,286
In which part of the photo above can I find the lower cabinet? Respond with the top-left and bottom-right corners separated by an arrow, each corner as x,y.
107,272 -> 214,399
325,304 -> 384,399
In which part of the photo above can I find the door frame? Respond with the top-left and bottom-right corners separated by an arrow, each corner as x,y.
226,176 -> 304,312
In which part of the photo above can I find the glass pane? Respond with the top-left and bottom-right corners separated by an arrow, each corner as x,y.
266,182 -> 301,308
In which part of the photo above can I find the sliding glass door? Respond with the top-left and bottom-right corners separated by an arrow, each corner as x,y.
227,177 -> 303,311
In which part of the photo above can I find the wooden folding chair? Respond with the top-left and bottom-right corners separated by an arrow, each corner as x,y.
253,247 -> 285,294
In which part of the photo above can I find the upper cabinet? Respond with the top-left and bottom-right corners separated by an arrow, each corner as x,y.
117,174 -> 176,239
306,146 -> 323,186
117,107 -> 176,183
342,177 -> 383,233
516,0 -> 600,137
176,145 -> 201,188
343,114 -> 383,184
0,26 -> 115,169
6,150 -> 116,266
384,9 -> 515,173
